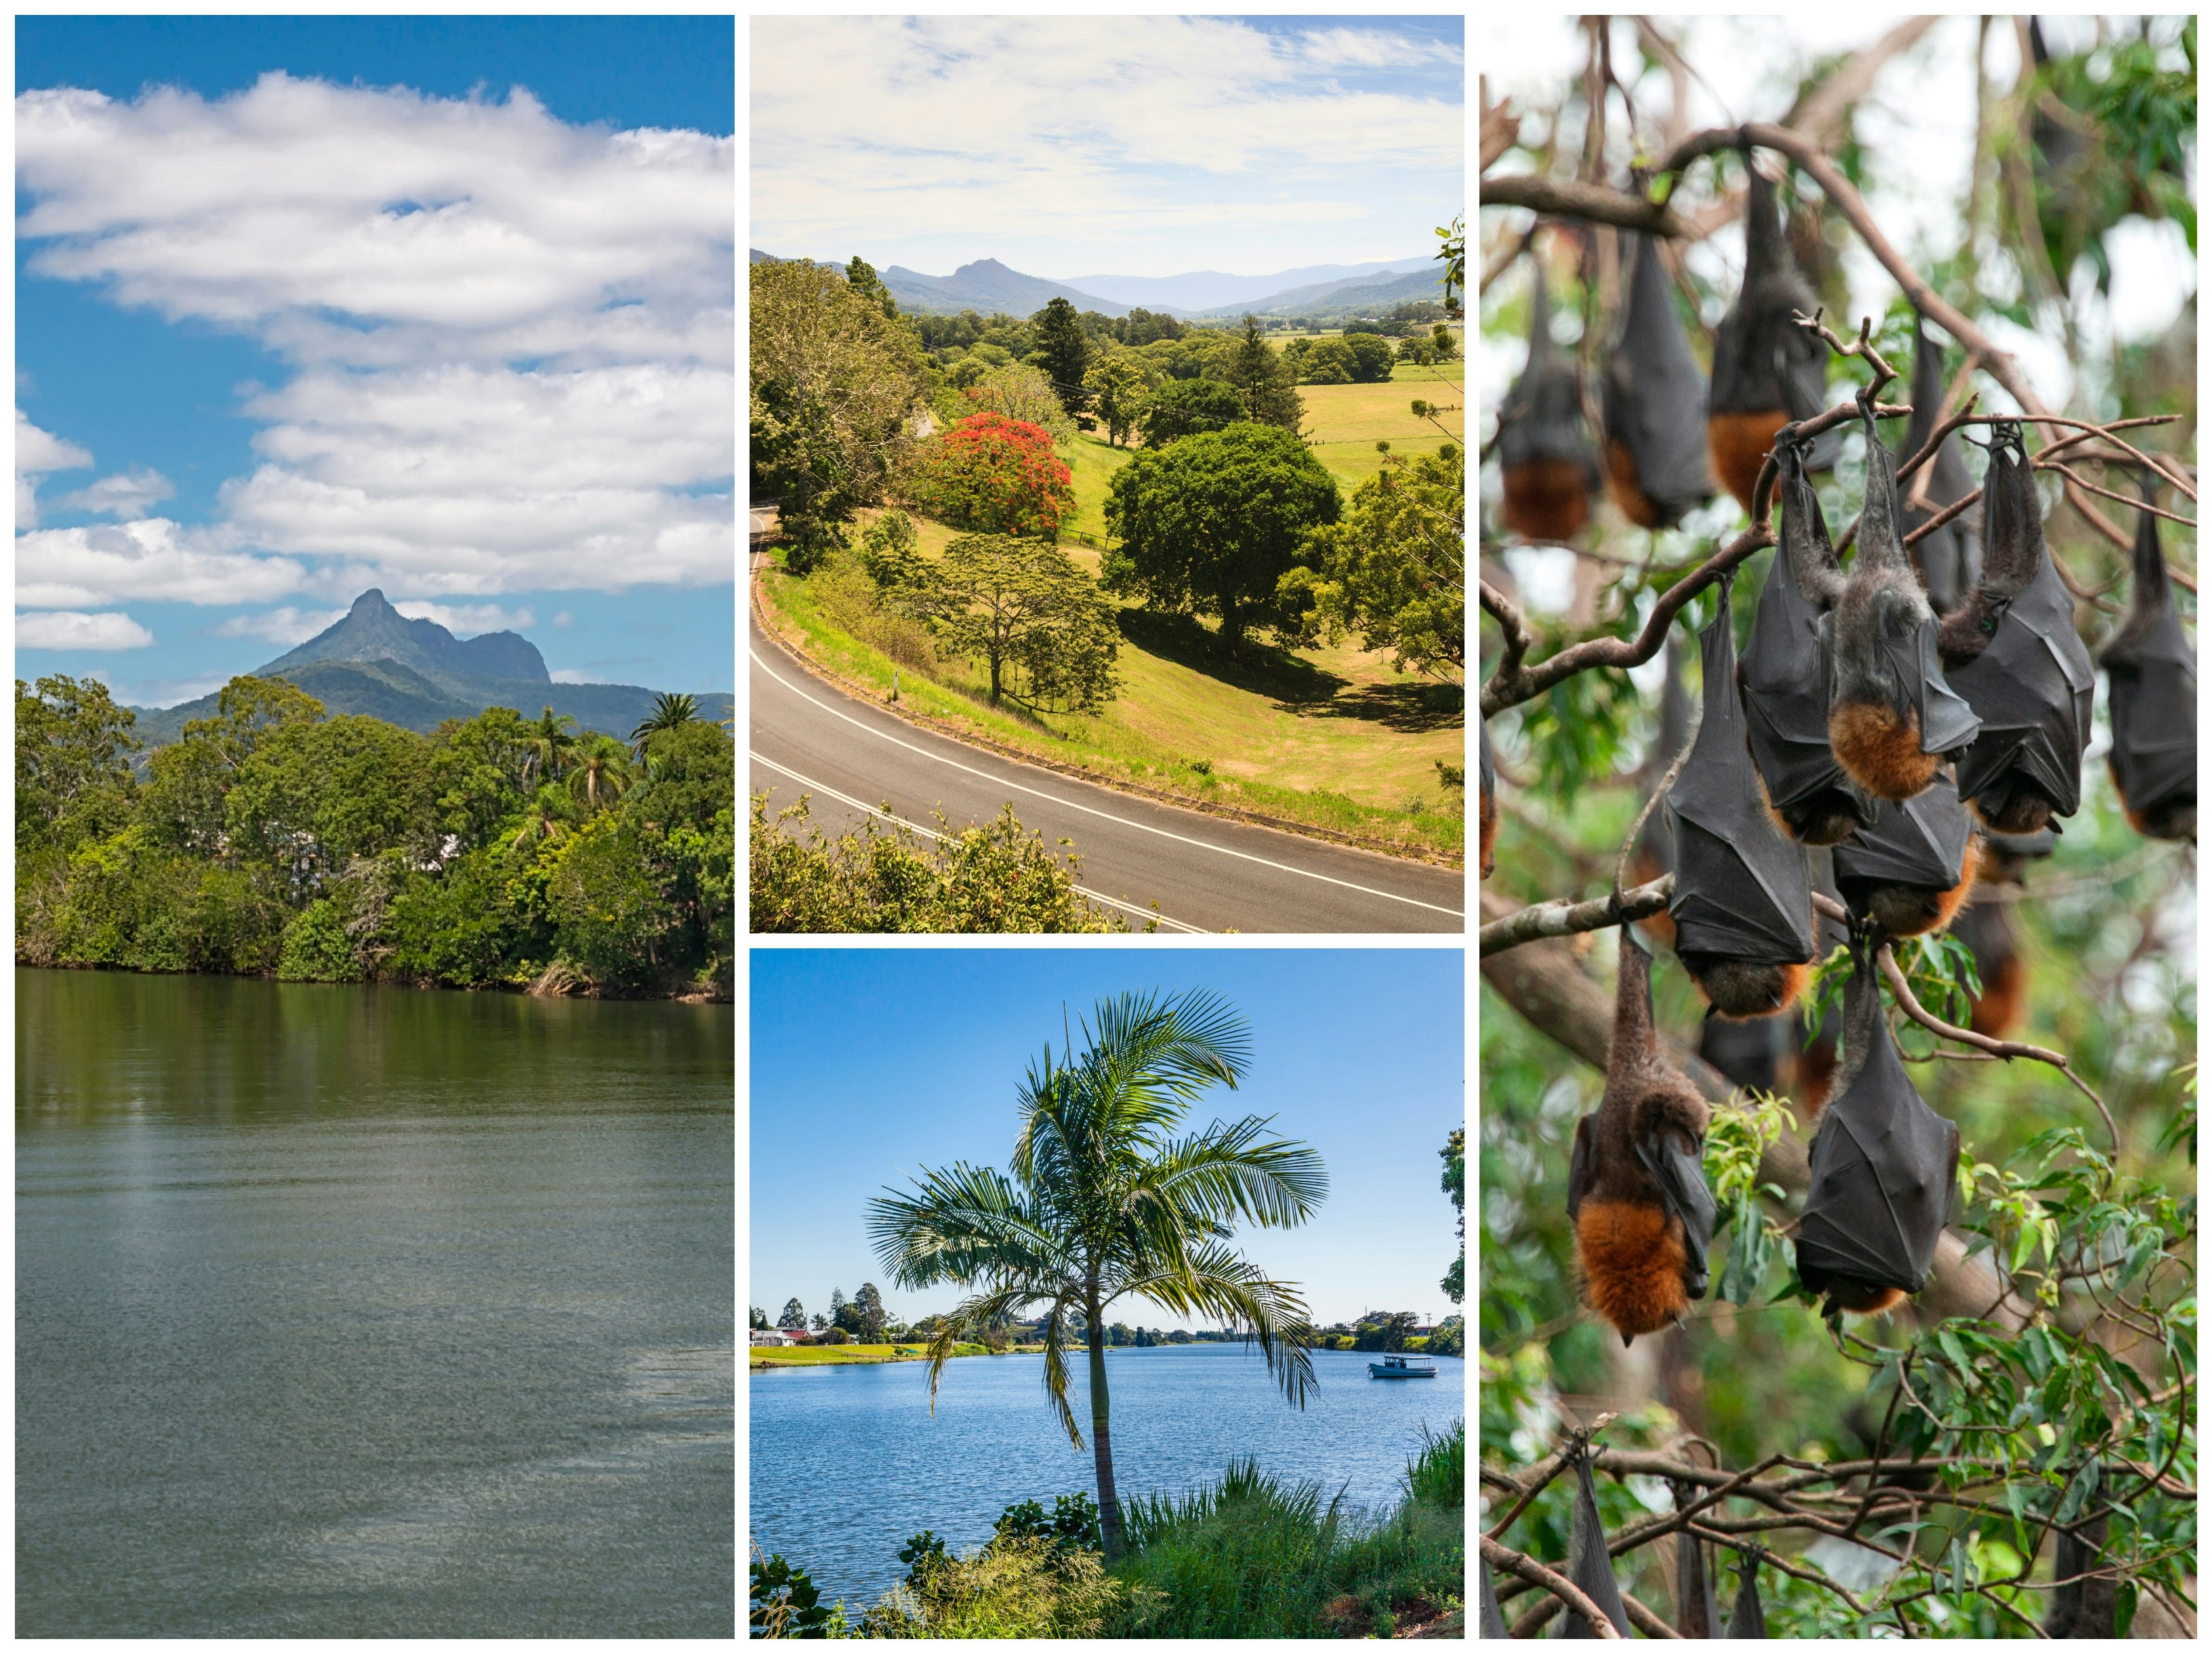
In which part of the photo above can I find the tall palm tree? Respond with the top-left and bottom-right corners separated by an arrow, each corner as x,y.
567,735 -> 635,813
630,691 -> 700,759
869,990 -> 1326,1562
522,705 -> 581,785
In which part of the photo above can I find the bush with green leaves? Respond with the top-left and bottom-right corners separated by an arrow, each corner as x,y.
749,793 -> 1136,935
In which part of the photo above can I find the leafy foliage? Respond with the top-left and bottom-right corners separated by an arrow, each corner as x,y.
899,533 -> 1119,711
1282,440 -> 1465,676
907,411 -> 1075,538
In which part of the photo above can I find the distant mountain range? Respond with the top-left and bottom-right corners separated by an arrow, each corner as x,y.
131,590 -> 734,748
750,250 -> 1447,322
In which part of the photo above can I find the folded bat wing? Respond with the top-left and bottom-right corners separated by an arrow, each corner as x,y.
1830,771 -> 1973,891
1479,1555 -> 1509,1638
2101,499 -> 2197,820
1560,1453 -> 1632,1638
1673,1482 -> 1723,1636
1796,953 -> 1961,1301
1949,555 -> 2095,818
1605,234 -> 1716,525
1669,581 -> 1818,963
1864,618 -> 1984,759
1727,1550 -> 1769,1638
1902,317 -> 1983,611
1635,1129 -> 1719,1295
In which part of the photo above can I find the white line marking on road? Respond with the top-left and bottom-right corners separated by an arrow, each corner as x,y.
752,752 -> 1208,933
749,643 -> 1465,921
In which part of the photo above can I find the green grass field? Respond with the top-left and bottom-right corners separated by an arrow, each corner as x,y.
1300,365 -> 1464,490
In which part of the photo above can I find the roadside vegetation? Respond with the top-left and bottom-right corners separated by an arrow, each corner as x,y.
18,674 -> 735,998
748,249 -> 1467,867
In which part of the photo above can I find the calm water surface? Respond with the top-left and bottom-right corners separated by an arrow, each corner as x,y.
749,1342 -> 1464,1605
17,968 -> 735,1637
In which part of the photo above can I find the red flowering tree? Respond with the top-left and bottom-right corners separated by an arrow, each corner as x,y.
911,411 -> 1074,539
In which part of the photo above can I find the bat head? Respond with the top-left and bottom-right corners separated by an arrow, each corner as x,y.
1681,955 -> 1811,1020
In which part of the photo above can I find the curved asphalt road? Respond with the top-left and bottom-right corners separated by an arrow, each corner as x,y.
749,601 -> 1466,933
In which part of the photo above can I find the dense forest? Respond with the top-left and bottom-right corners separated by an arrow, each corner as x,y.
18,674 -> 735,999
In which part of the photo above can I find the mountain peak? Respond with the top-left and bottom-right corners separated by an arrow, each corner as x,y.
260,590 -> 549,690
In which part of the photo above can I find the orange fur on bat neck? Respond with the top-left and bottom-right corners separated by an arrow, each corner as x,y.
1829,701 -> 1939,801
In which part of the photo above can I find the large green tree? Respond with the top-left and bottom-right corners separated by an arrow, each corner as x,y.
907,533 -> 1119,710
1029,296 -> 1092,422
869,990 -> 1325,1560
1138,378 -> 1246,447
752,257 -> 928,571
1105,422 -> 1341,653
1281,441 -> 1465,677
1082,354 -> 1153,448
1223,315 -> 1305,430
16,675 -> 138,855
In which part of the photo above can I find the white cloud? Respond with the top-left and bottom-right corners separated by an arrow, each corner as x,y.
552,610 -> 574,628
16,408 -> 94,530
15,73 -> 735,597
211,605 -> 348,645
52,465 -> 175,520
393,600 -> 533,634
17,608 -> 155,650
15,517 -> 310,609
749,17 -> 1461,267
550,666 -> 592,683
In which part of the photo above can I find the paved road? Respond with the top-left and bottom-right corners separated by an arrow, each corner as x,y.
749,604 -> 1466,933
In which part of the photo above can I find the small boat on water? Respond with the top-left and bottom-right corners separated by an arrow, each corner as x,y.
1367,1354 -> 1437,1379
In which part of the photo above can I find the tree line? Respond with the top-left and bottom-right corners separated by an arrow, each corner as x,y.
17,675 -> 735,996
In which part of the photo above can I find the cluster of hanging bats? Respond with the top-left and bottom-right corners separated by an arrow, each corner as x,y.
1477,151 -> 2197,1352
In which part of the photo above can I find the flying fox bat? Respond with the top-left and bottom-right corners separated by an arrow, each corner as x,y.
1478,720 -> 1499,879
1900,315 -> 1983,612
1727,1549 -> 1769,1638
2045,1511 -> 2119,1637
1784,409 -> 1983,802
1956,827 -> 2054,1040
1499,257 -> 1601,542
2099,477 -> 2197,842
1936,422 -> 2095,834
1829,769 -> 1977,938
1672,1480 -> 1723,1637
1603,233 -> 1717,529
1666,578 -> 1818,1017
1795,937 -> 1962,1316
1627,639 -> 1694,949
1700,1013 -> 1788,1098
1741,440 -> 1881,844
1708,160 -> 1841,513
1559,1449 -> 1633,1638
1568,929 -> 1718,1346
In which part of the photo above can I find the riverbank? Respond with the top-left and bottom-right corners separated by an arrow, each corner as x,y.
14,959 -> 731,1005
750,1342 -> 1004,1371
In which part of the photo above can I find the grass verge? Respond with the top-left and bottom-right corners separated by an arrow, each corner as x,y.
750,1341 -> 996,1369
756,561 -> 1463,860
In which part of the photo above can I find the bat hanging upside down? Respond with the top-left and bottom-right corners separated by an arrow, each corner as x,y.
1568,928 -> 1719,1346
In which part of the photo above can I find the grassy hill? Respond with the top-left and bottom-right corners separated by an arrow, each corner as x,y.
755,386 -> 1465,858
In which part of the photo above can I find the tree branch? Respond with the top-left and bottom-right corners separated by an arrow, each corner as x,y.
1479,524 -> 1774,719
1480,876 -> 1674,956
1479,172 -> 1692,238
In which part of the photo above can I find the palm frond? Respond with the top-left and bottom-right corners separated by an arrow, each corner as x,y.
1139,1114 -> 1330,1229
869,1162 -> 1069,1289
1115,1238 -> 1318,1407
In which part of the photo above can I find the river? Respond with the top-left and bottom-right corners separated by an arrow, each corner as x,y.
16,967 -> 735,1637
747,1341 -> 1465,1606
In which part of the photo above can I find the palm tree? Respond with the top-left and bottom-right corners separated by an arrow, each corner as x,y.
630,691 -> 700,759
523,706 -> 580,784
567,735 -> 635,813
869,990 -> 1326,1562
506,782 -> 577,858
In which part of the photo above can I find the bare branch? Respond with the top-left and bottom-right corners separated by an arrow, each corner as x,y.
1479,524 -> 1774,718
1480,876 -> 1674,957
1479,172 -> 1692,237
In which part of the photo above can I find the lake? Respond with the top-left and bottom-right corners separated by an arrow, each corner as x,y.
748,1341 -> 1465,1605
16,967 -> 735,1638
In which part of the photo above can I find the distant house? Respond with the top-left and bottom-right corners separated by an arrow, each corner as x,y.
751,1328 -> 801,1346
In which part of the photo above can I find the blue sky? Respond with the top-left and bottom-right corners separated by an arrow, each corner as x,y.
16,17 -> 735,706
750,15 -> 1462,280
750,949 -> 1465,1331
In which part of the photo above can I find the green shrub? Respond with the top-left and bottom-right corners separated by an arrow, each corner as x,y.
277,899 -> 361,982
862,1535 -> 1132,1638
